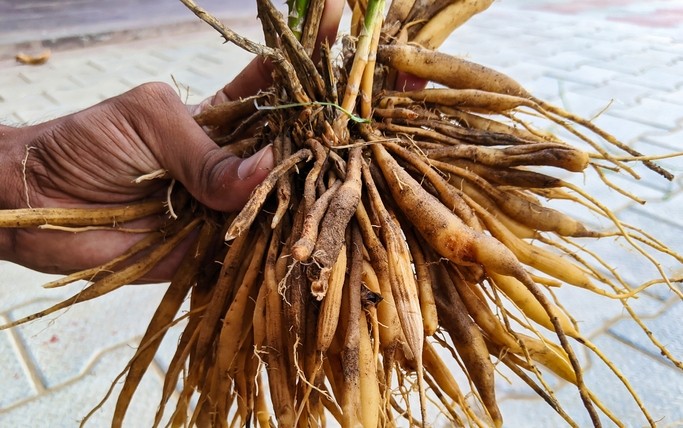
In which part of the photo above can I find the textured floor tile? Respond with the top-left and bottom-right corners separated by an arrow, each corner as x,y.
592,112 -> 672,144
0,315 -> 38,410
537,51 -> 593,71
0,344 -> 170,428
583,334 -> 683,425
8,284 -> 168,388
645,127 -> 683,152
546,64 -> 627,87
618,66 -> 683,90
621,201 -> 683,251
0,263 -> 72,314
572,78 -> 652,107
607,98 -> 683,130
499,334 -> 683,427
608,300 -> 683,363
555,88 -> 624,119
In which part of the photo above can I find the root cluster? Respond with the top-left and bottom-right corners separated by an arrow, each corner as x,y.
1,0 -> 681,427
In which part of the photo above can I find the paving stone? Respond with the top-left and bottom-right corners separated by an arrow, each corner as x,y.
632,192 -> 683,232
0,70 -> 30,86
615,67 -> 683,92
598,53 -> 668,76
0,262 -> 72,314
39,86 -> 114,112
601,97 -> 682,131
652,40 -> 683,55
498,370 -> 614,427
0,315 -> 38,410
642,282 -> 683,303
623,194 -> 683,242
0,75 -> 35,100
555,166 -> 669,224
0,344 -> 171,428
493,352 -> 575,399
563,230 -> 676,290
518,75 -> 566,103
649,85 -> 683,107
580,25 -> 635,43
11,106 -> 77,125
537,51 -> 592,71
100,64 -> 159,86
608,300 -> 683,363
591,112 -> 670,147
66,68 -> 127,88
583,334 -> 683,426
572,78 -> 658,108
554,88 -> 622,119
490,61 -> 557,85
607,163 -> 675,197
644,127 -> 683,152
8,284 -> 168,388
161,69 -> 216,99
570,41 -> 624,63
620,207 -> 683,288
500,333 -> 683,427
548,283 -> 633,338
546,64 -> 628,87
9,92 -> 60,117
607,37 -> 671,55
629,139 -> 683,182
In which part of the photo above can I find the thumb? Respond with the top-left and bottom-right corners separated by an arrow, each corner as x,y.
114,83 -> 274,212
182,144 -> 274,212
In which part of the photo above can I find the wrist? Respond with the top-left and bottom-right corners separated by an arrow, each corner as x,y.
0,123 -> 33,261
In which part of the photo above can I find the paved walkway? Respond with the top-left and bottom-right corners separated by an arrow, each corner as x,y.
0,1 -> 682,427
0,0 -> 256,60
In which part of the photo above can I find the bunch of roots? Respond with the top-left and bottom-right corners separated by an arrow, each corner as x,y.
1,0 -> 681,426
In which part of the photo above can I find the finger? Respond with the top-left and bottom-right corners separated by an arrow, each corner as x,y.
167,132 -> 274,212
315,0 -> 345,54
200,0 -> 346,108
395,71 -> 428,91
117,83 -> 274,212
221,56 -> 274,101
13,217 -> 198,282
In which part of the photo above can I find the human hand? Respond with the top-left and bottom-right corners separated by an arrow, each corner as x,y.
0,0 -> 344,281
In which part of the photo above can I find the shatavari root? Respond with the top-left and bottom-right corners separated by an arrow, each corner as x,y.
1,0 -> 681,427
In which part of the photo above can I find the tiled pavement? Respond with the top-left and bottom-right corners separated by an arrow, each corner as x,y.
0,0 -> 256,60
0,1 -> 682,427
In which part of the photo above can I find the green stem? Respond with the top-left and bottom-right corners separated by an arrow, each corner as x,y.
287,0 -> 311,40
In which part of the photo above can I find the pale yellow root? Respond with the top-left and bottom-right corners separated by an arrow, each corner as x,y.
411,0 -> 495,49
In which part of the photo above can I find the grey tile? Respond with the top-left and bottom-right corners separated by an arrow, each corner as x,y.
605,98 -> 683,130
0,315 -> 38,410
0,344 -> 170,427
608,300 -> 683,364
499,334 -> 683,427
572,78 -> 653,107
8,285 -> 167,388
0,262 -> 72,314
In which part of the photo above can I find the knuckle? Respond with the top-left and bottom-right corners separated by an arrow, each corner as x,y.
115,82 -> 180,115
131,81 -> 176,100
